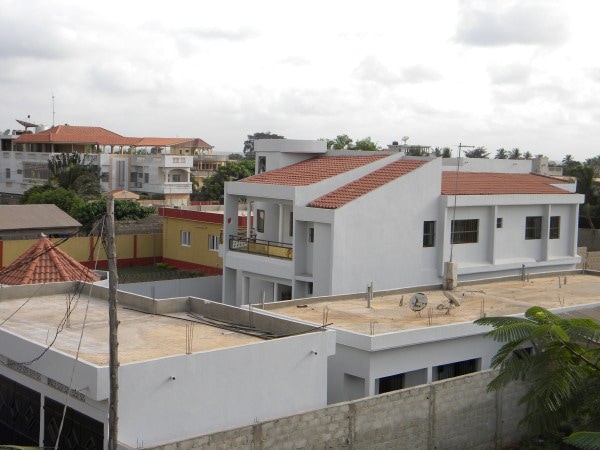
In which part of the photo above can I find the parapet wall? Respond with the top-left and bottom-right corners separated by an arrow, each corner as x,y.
144,369 -> 528,450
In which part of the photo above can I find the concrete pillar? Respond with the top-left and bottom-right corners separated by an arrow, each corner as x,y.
443,261 -> 458,290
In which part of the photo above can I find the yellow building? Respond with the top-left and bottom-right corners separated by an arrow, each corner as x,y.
159,207 -> 248,275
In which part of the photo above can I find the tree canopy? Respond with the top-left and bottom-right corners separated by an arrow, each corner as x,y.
72,199 -> 156,234
464,146 -> 489,158
475,306 -> 600,447
243,132 -> 285,159
196,160 -> 255,201
48,152 -> 101,199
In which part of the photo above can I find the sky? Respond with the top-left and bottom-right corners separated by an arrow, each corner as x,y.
0,0 -> 599,162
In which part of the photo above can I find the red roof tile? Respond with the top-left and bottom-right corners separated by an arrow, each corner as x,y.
309,159 -> 427,209
242,155 -> 388,186
0,237 -> 100,285
441,172 -> 573,195
15,125 -> 133,146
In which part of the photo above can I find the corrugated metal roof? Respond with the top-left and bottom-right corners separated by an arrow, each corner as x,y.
0,205 -> 81,232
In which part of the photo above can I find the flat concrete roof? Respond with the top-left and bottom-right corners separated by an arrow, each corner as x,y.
0,294 -> 262,366
264,274 -> 600,335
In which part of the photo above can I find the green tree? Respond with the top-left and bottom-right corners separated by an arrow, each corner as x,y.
354,137 -> 378,151
475,306 -> 600,446
464,147 -> 489,158
48,152 -> 101,199
23,187 -> 85,215
228,153 -> 244,161
523,151 -> 533,160
494,148 -> 508,159
563,155 -> 582,176
327,134 -> 354,150
72,199 -> 156,234
199,160 -> 255,201
441,147 -> 452,158
243,132 -> 285,159
508,148 -> 522,160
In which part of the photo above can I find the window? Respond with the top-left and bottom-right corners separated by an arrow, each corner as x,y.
549,216 -> 560,239
451,219 -> 479,244
307,282 -> 313,295
101,172 -> 109,182
422,221 -> 436,247
181,230 -> 191,246
496,218 -> 503,228
308,227 -> 315,243
5,168 -> 10,179
208,234 -> 219,251
171,174 -> 181,182
258,156 -> 266,173
525,216 -> 542,240
289,212 -> 294,237
377,373 -> 405,394
144,173 -> 149,183
256,209 -> 265,233
433,358 -> 480,381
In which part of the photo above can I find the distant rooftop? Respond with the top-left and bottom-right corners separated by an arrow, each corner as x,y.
263,274 -> 600,335
0,204 -> 81,233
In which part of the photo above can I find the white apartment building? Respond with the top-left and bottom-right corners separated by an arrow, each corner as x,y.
0,123 -> 197,205
222,139 -> 583,306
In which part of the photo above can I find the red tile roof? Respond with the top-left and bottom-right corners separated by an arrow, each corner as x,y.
441,172 -> 573,195
15,125 -> 134,146
15,125 -> 195,148
0,237 -> 100,285
242,155 -> 388,186
309,159 -> 428,209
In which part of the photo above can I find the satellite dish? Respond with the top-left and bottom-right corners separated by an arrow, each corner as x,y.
409,293 -> 428,312
401,136 -> 409,144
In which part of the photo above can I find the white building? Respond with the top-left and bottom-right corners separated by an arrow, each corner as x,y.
0,282 -> 334,448
256,274 -> 600,404
0,123 -> 196,205
222,139 -> 583,306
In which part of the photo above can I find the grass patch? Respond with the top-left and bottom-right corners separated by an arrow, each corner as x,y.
118,264 -> 204,283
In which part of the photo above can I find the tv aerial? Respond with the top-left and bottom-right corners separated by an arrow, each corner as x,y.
409,293 -> 428,316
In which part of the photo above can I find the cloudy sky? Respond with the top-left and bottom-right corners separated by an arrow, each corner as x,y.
1,0 -> 598,161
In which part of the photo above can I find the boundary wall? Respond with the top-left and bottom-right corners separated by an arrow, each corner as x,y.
144,370 -> 528,450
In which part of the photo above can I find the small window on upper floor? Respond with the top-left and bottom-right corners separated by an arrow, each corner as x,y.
257,209 -> 265,233
289,212 -> 294,237
423,221 -> 436,247
208,234 -> 219,251
258,156 -> 266,173
496,218 -> 503,228
308,227 -> 315,243
549,216 -> 560,239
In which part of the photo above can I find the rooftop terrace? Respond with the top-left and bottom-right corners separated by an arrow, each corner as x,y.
0,284 -> 318,366
263,273 -> 600,335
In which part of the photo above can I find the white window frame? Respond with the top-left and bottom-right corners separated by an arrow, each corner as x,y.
209,234 -> 219,251
181,230 -> 191,247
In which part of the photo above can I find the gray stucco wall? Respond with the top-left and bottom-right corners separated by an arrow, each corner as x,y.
118,276 -> 222,301
144,369 -> 528,450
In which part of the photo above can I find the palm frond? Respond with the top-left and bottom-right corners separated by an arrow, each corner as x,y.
564,432 -> 600,449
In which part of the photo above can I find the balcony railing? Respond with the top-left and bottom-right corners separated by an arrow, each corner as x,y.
229,235 -> 293,260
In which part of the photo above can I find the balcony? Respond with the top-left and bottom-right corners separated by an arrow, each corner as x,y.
229,236 -> 293,260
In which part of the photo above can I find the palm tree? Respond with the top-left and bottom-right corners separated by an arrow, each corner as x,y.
464,146 -> 489,158
475,306 -> 600,445
494,148 -> 508,159
523,151 -> 533,160
508,148 -> 522,160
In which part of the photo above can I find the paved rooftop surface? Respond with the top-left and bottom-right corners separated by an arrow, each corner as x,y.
265,274 -> 600,335
0,294 -> 261,366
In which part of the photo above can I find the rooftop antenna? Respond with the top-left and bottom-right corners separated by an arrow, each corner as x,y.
449,143 -> 474,263
52,93 -> 55,127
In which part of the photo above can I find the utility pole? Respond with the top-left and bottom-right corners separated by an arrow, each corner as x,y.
104,195 -> 119,449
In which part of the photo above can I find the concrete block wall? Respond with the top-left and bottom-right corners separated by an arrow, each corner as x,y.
578,229 -> 600,251
144,370 -> 528,450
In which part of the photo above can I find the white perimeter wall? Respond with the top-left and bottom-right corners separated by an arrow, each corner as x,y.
119,276 -> 222,301
118,331 -> 334,447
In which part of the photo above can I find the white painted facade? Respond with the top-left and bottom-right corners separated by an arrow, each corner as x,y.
0,282 -> 335,448
222,140 -> 583,306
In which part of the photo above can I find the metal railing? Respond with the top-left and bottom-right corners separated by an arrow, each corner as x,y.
229,235 -> 293,260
